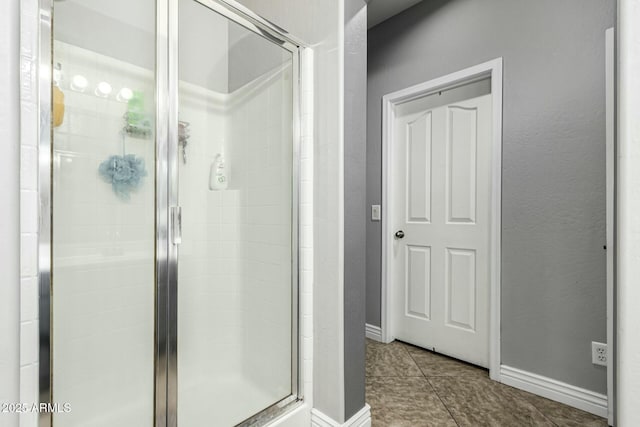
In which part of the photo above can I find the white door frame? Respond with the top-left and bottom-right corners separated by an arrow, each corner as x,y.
381,58 -> 503,381
605,27 -> 615,426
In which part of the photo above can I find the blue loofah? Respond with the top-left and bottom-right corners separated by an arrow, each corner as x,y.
98,154 -> 148,200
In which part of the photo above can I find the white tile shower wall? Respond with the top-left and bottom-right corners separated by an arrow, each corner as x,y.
19,0 -> 40,426
176,81 -> 246,426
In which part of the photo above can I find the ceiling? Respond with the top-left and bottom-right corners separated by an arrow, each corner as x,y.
367,0 -> 424,28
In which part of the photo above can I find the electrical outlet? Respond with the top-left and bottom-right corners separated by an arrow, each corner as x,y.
592,342 -> 607,366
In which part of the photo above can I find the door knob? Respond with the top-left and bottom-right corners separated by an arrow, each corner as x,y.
395,230 -> 405,239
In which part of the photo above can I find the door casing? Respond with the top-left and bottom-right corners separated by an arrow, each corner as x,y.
380,58 -> 503,381
605,26 -> 615,426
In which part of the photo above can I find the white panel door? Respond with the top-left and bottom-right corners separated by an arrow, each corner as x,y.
392,94 -> 492,367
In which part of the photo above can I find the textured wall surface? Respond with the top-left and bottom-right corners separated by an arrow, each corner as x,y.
367,0 -> 613,394
343,0 -> 367,420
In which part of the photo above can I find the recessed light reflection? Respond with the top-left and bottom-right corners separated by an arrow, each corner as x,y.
117,87 -> 133,102
70,75 -> 88,92
95,81 -> 112,97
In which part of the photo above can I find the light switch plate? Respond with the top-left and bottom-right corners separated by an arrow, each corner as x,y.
371,205 -> 381,221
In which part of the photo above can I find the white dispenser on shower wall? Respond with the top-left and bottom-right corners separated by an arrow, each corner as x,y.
209,153 -> 228,190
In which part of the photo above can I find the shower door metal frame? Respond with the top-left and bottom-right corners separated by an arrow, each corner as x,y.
156,0 -> 171,426
37,1 -> 53,426
163,1 -> 305,424
36,0 -> 304,425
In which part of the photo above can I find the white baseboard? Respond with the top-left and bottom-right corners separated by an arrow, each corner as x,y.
500,365 -> 607,418
311,404 -> 371,427
365,324 -> 382,342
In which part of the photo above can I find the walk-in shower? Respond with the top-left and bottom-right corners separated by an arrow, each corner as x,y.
40,0 -> 302,425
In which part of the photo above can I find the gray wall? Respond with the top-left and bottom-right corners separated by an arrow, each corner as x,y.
367,0 -> 613,394
0,0 -> 21,425
344,0 -> 367,420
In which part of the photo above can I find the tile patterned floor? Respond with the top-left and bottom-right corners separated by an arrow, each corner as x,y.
365,339 -> 608,427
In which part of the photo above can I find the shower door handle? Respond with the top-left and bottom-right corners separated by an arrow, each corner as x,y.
171,206 -> 182,245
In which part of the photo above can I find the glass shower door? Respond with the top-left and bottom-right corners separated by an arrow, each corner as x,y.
46,0 -> 298,425
50,1 -> 157,426
175,0 -> 297,425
